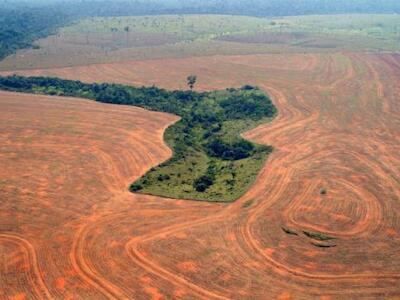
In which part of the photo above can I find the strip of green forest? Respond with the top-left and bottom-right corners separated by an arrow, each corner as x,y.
0,75 -> 276,202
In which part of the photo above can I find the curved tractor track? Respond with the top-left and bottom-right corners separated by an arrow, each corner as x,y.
0,52 -> 400,299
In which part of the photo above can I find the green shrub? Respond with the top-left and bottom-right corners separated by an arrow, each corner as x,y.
242,199 -> 254,208
193,175 -> 214,192
157,174 -> 170,181
130,183 -> 143,192
282,227 -> 298,235
303,231 -> 336,241
205,138 -> 255,160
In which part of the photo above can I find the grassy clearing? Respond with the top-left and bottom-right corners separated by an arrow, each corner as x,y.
1,14 -> 399,70
134,116 -> 273,202
283,14 -> 400,42
218,14 -> 400,51
62,14 -> 400,49
61,15 -> 275,42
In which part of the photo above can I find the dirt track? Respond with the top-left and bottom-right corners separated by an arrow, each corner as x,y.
1,52 -> 400,299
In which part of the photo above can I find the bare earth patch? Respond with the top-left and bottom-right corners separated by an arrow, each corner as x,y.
1,52 -> 400,298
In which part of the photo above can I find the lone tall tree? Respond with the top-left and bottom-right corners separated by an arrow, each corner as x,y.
124,26 -> 130,44
187,75 -> 197,90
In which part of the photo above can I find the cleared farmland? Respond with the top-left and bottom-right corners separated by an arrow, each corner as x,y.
0,14 -> 399,70
1,51 -> 399,298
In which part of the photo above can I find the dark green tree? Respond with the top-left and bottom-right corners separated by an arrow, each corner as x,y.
124,26 -> 130,44
186,75 -> 197,90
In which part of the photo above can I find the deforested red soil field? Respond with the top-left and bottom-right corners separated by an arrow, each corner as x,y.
1,51 -> 400,299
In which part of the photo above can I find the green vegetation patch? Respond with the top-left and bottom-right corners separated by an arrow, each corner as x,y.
282,226 -> 298,236
0,76 -> 276,202
242,199 -> 254,208
320,188 -> 327,195
218,14 -> 400,51
60,14 -> 276,43
62,14 -> 400,51
303,230 -> 337,241
311,242 -> 337,248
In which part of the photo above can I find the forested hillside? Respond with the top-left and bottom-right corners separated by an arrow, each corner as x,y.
0,6 -> 69,60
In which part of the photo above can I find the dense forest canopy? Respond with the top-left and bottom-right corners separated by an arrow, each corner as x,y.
0,6 -> 69,60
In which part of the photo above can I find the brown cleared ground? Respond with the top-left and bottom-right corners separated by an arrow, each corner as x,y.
1,52 -> 400,299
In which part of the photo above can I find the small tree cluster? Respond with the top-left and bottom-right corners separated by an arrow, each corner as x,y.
205,138 -> 255,160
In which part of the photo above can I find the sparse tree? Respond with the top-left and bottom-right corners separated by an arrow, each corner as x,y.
124,26 -> 130,44
110,27 -> 118,41
187,75 -> 197,90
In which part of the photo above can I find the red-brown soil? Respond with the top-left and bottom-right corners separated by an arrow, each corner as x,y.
1,52 -> 400,299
